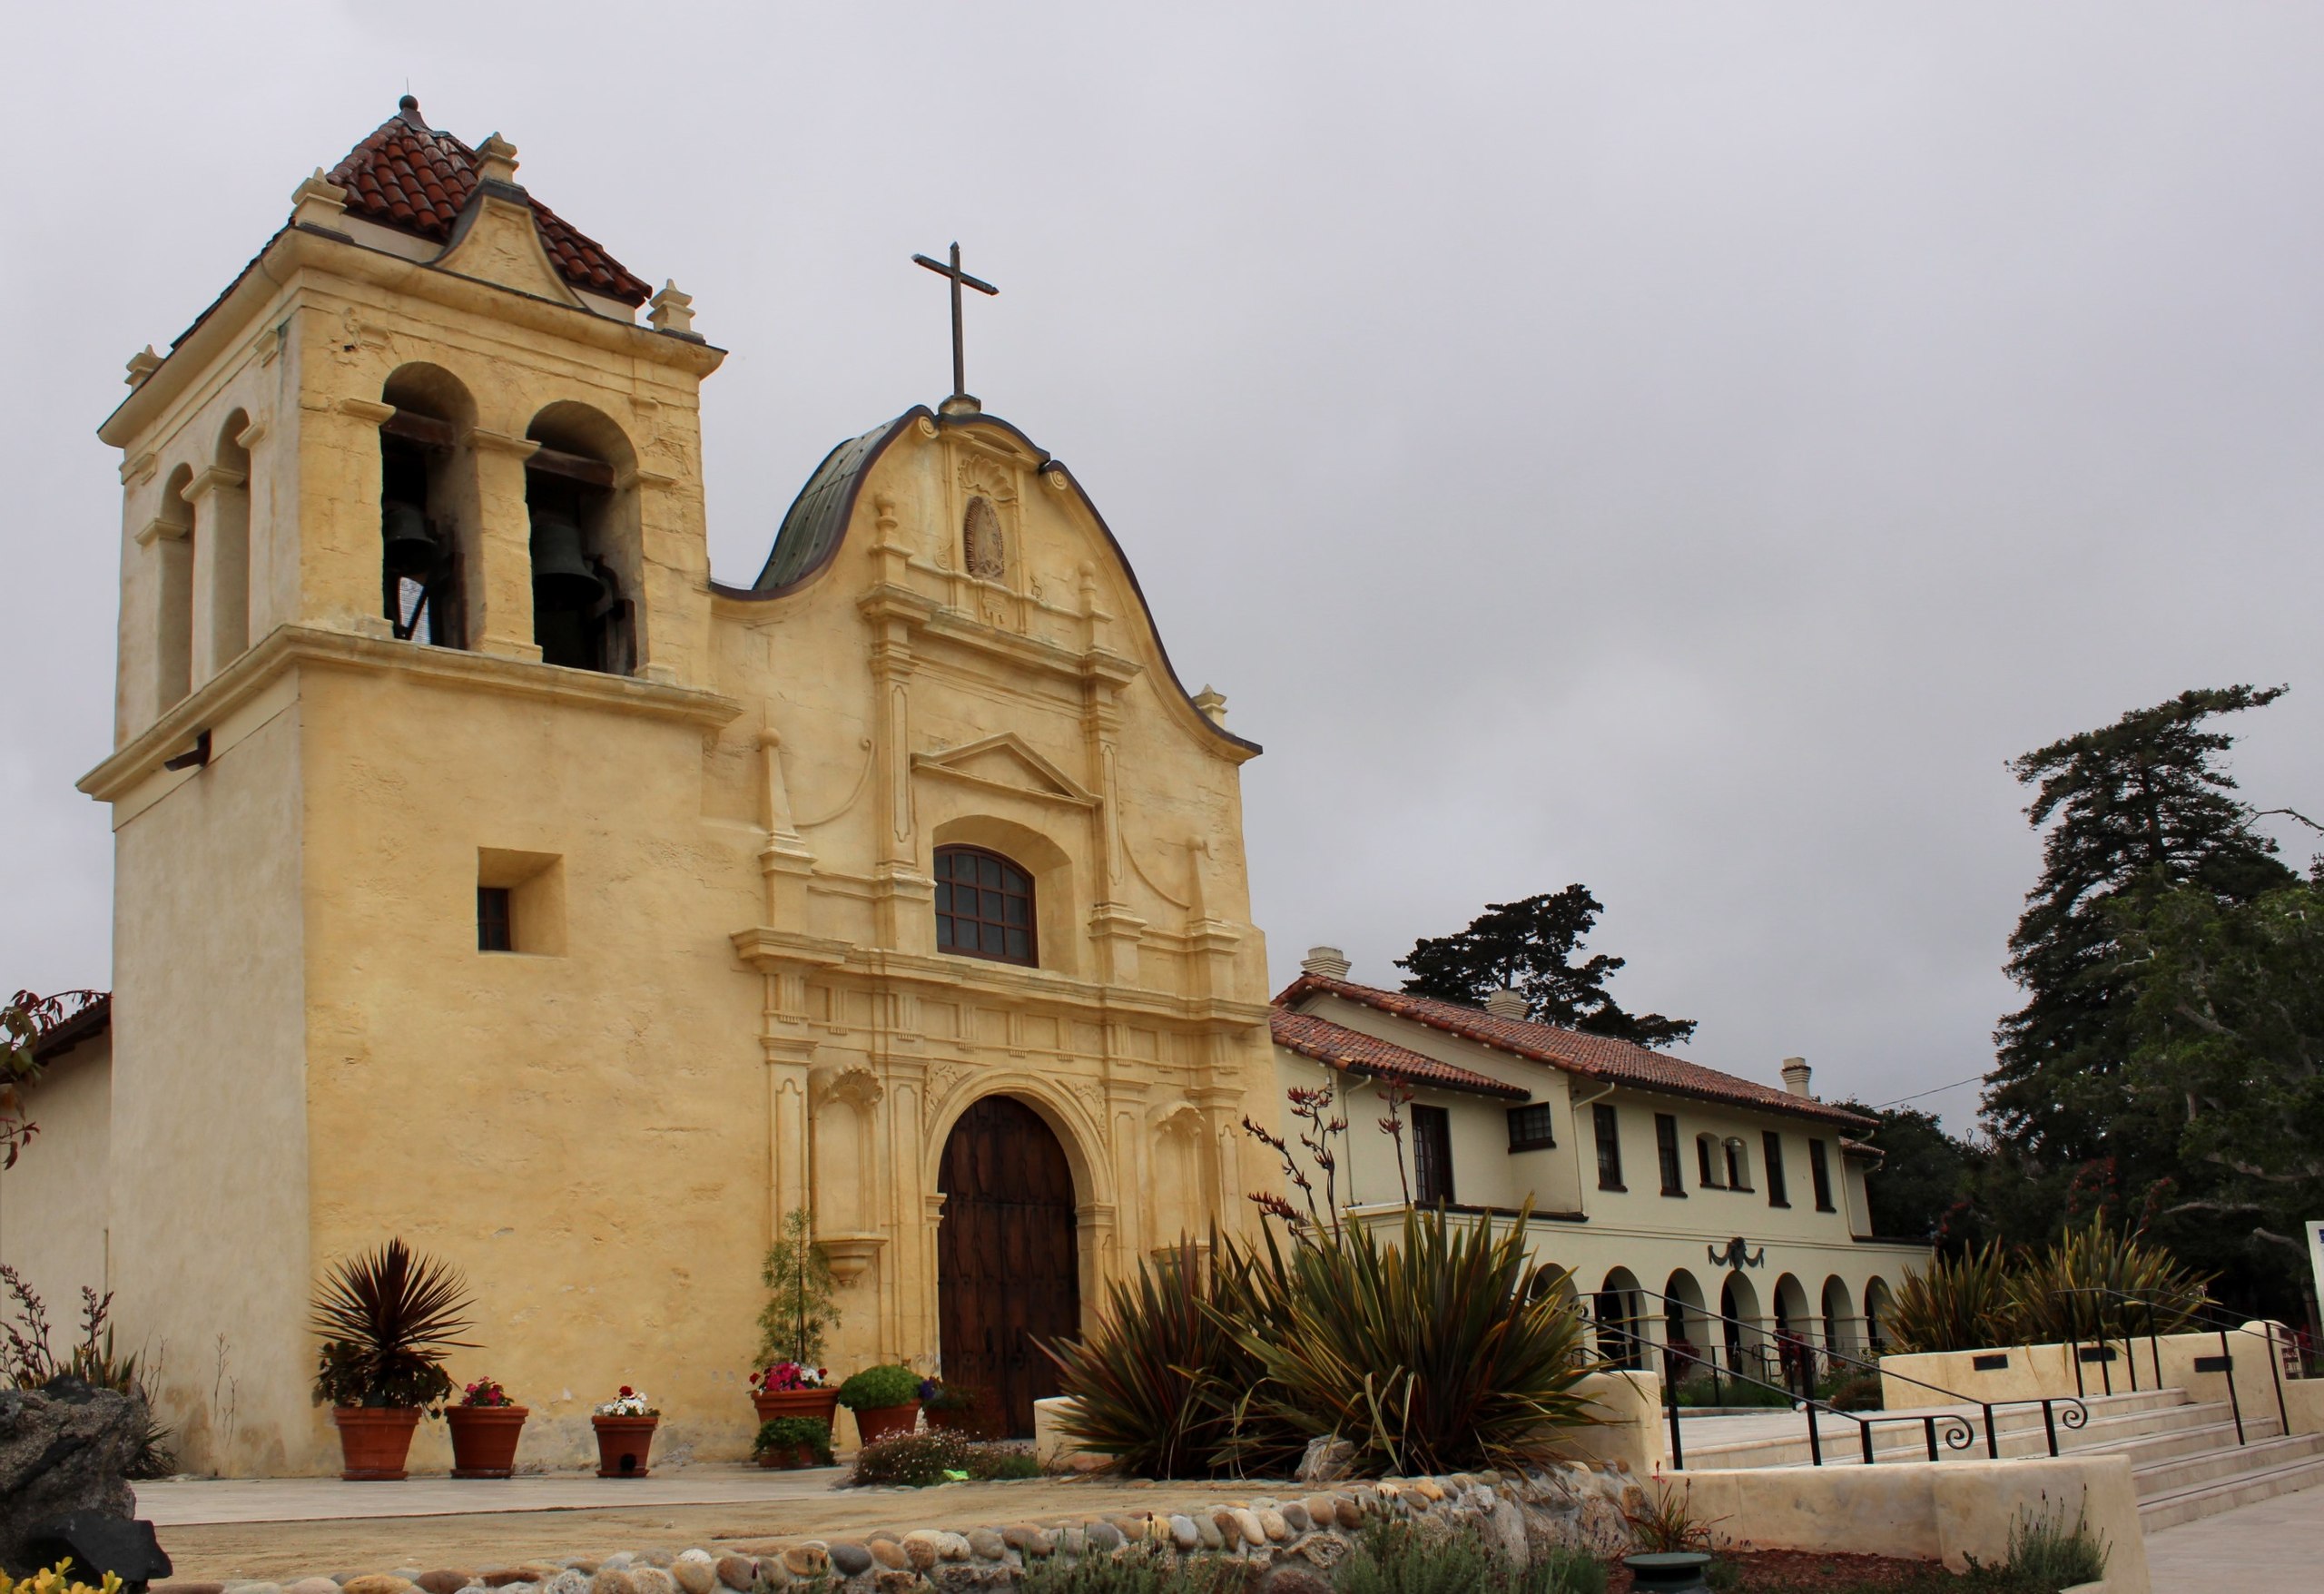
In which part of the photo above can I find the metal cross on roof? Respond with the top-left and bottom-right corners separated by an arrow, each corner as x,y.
911,242 -> 999,405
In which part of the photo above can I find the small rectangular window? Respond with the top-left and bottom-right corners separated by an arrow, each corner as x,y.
1696,1135 -> 1718,1188
1809,1138 -> 1835,1212
1413,1105 -> 1454,1205
1655,1114 -> 1685,1196
1593,1104 -> 1624,1190
1506,1102 -> 1556,1153
477,886 -> 513,952
1763,1131 -> 1789,1207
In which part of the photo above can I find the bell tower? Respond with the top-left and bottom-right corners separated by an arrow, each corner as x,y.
78,96 -> 733,1475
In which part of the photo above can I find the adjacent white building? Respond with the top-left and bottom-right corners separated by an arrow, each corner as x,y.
1270,950 -> 1928,1386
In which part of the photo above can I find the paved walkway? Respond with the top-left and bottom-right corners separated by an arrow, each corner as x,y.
137,1467 -> 856,1527
2142,1487 -> 2324,1594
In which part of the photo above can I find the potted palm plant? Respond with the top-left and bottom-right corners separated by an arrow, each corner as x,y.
310,1238 -> 475,1481
592,1386 -> 660,1477
444,1375 -> 527,1478
836,1363 -> 921,1445
753,1208 -> 841,1429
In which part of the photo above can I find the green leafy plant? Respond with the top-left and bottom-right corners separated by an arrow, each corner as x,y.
1017,1546 -> 1249,1594
1334,1520 -> 1604,1594
309,1238 -> 475,1410
836,1362 -> 921,1411
0,1268 -> 176,1476
1228,1205 -> 1599,1477
1820,1372 -> 1884,1412
758,1207 -> 840,1368
2006,1215 -> 2211,1345
1886,1242 -> 2020,1354
752,1415 -> 833,1465
1045,1234 -> 1294,1480
1992,1501 -> 2107,1590
1623,1478 -> 1720,1554
845,1429 -> 1040,1487
1669,1372 -> 1792,1409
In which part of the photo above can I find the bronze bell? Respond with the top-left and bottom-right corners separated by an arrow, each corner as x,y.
529,511 -> 603,606
381,501 -> 440,577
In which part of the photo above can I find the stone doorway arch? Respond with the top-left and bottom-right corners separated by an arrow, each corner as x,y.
936,1094 -> 1081,1437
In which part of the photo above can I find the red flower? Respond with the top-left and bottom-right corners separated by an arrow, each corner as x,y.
619,1385 -> 635,1398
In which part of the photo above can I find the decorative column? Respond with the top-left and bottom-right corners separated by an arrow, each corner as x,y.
465,427 -> 543,660
183,464 -> 250,684
300,394 -> 394,637
859,578 -> 938,950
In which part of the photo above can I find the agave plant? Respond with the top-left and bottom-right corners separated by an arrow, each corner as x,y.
1885,1242 -> 2019,1354
1231,1205 -> 1600,1477
2007,1215 -> 2211,1345
310,1238 -> 476,1410
1043,1232 -> 1299,1479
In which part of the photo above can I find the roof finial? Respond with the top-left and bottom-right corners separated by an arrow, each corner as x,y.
397,93 -> 428,131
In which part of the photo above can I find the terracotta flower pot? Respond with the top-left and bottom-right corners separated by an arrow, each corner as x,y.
752,1387 -> 841,1427
332,1406 -> 422,1481
756,1444 -> 822,1470
851,1401 -> 921,1445
592,1414 -> 658,1478
445,1404 -> 528,1478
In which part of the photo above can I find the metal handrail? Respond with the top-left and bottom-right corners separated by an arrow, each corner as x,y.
1589,1276 -> 2090,1451
1580,1294 -> 2088,1470
2054,1286 -> 2290,1446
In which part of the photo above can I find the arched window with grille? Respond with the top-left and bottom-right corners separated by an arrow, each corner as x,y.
934,845 -> 1037,966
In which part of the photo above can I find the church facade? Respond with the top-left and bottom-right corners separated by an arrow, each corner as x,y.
66,99 -> 1281,1474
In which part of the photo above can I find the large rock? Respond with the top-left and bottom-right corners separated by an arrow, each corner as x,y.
0,1379 -> 145,1575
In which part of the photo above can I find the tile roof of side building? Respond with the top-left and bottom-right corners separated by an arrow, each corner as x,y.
326,96 -> 652,307
1270,1009 -> 1530,1101
1275,974 -> 1875,1131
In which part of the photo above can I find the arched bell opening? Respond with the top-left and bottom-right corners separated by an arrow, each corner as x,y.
379,364 -> 478,649
935,1093 -> 1081,1439
525,402 -> 638,675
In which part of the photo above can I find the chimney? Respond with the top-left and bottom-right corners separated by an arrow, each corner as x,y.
1301,946 -> 1351,979
1781,1057 -> 1813,1098
1485,988 -> 1529,1021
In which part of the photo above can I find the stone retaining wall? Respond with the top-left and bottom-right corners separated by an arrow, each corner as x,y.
155,1463 -> 1643,1594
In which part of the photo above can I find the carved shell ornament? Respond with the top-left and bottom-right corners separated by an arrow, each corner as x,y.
963,496 -> 1006,580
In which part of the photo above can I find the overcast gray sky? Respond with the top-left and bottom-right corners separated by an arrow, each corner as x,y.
7,4 -> 2321,1129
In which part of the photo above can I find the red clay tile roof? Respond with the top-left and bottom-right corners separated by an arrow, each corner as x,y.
1275,975 -> 1874,1130
327,97 -> 651,307
29,990 -> 109,1064
1271,1009 -> 1530,1101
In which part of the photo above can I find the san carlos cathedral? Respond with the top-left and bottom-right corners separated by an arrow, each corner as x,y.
2,95 -> 1923,1475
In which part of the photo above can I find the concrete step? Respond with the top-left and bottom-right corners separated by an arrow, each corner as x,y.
2131,1431 -> 2324,1501
2137,1447 -> 2324,1531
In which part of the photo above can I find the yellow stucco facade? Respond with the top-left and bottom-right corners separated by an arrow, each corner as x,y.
74,111 -> 1278,1474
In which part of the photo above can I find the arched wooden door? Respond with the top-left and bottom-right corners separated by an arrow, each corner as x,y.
937,1096 -> 1080,1437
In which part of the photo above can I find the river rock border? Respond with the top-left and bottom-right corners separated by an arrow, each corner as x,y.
156,1462 -> 1642,1594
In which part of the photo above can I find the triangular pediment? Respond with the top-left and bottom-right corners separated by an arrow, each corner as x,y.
435,191 -> 586,308
912,733 -> 1097,807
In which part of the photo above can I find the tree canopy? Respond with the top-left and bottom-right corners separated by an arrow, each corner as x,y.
1395,886 -> 1697,1048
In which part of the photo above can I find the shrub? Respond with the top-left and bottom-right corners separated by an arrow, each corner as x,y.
836,1363 -> 921,1411
1623,1479 -> 1719,1554
309,1238 -> 475,1410
1822,1373 -> 1884,1412
1017,1547 -> 1249,1593
1334,1520 -> 1602,1594
846,1430 -> 1042,1487
1044,1235 -> 1294,1480
1,1269 -> 176,1476
1232,1206 -> 1598,1477
1669,1373 -> 1791,1409
1886,1242 -> 2018,1355
2006,1215 -> 2211,1346
752,1415 -> 832,1465
1993,1501 -> 2107,1589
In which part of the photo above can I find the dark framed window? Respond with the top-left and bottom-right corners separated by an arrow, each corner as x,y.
1506,1102 -> 1556,1152
1696,1134 -> 1721,1188
477,886 -> 513,952
1809,1138 -> 1835,1212
1763,1131 -> 1789,1207
1593,1103 -> 1624,1190
934,845 -> 1037,966
1413,1104 -> 1454,1205
1655,1114 -> 1686,1196
1724,1138 -> 1750,1191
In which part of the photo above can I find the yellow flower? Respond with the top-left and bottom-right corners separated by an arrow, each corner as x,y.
0,1561 -> 126,1594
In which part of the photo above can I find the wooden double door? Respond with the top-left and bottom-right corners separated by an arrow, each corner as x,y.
936,1095 -> 1080,1438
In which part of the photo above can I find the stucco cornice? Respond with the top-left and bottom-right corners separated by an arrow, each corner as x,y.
79,625 -> 741,803
101,224 -> 725,447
